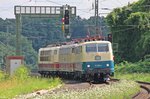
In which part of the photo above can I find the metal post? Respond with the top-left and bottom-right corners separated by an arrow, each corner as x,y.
63,5 -> 71,39
95,0 -> 99,35
15,15 -> 21,56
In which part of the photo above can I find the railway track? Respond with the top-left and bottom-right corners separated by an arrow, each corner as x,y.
29,73 -> 150,99
56,78 -> 119,90
16,79 -> 111,99
111,79 -> 150,99
51,79 -> 110,92
133,81 -> 150,99
15,77 -> 150,99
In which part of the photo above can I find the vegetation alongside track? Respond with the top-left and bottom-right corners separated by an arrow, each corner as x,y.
36,80 -> 139,99
0,63 -> 146,98
107,0 -> 150,63
115,61 -> 150,82
0,66 -> 62,98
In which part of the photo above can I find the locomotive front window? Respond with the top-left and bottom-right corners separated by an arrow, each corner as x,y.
98,44 -> 109,52
86,43 -> 97,52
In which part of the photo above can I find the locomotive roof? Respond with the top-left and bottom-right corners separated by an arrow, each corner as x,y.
81,40 -> 111,44
39,40 -> 111,51
39,46 -> 60,51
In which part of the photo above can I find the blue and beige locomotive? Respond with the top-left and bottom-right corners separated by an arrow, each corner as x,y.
38,40 -> 114,82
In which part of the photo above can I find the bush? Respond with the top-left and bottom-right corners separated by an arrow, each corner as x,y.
115,61 -> 150,73
0,70 -> 9,81
0,70 -> 5,81
13,65 -> 30,80
115,61 -> 150,82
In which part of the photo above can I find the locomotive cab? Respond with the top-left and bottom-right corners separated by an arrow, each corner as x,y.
81,41 -> 114,82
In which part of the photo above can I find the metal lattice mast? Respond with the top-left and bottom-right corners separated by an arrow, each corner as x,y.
14,5 -> 76,55
95,0 -> 99,35
15,15 -> 21,56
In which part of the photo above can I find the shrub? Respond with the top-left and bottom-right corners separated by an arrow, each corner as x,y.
115,61 -> 150,82
13,65 -> 30,80
0,70 -> 5,81
115,61 -> 150,73
0,70 -> 9,81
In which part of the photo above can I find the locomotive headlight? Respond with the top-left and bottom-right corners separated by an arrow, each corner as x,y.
87,65 -> 90,68
106,64 -> 109,67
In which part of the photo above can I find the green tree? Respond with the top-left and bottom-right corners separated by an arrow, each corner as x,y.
106,0 -> 150,62
0,32 -> 37,69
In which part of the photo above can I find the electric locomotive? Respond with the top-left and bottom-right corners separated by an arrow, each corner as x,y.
38,40 -> 114,82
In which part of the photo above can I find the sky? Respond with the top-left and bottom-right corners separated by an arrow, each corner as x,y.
0,0 -> 139,19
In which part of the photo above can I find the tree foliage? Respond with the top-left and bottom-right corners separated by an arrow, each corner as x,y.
13,65 -> 29,80
0,15 -> 109,68
0,32 -> 37,69
106,0 -> 150,62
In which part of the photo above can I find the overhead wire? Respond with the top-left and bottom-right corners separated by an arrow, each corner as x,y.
0,0 -> 148,22
110,27 -> 136,33
115,0 -> 123,6
77,0 -> 112,16
44,0 -> 96,17
45,0 -> 62,5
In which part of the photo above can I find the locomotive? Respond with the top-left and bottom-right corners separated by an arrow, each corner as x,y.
38,40 -> 114,82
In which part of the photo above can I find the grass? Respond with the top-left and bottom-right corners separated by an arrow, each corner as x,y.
0,77 -> 61,98
115,73 -> 150,82
115,61 -> 150,82
0,61 -> 148,98
0,66 -> 62,98
38,80 -> 140,99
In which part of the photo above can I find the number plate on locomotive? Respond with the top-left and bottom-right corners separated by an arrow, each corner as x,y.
95,56 -> 101,60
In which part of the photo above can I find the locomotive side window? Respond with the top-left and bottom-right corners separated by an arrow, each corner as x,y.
86,43 -> 97,52
40,56 -> 49,61
68,48 -> 71,54
59,48 -> 63,55
65,48 -> 71,54
49,50 -> 51,61
60,48 -> 71,54
98,44 -> 109,52
72,48 -> 75,53
75,46 -> 82,54
40,51 -> 44,55
40,50 -> 52,61
54,50 -> 57,54
80,46 -> 82,53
